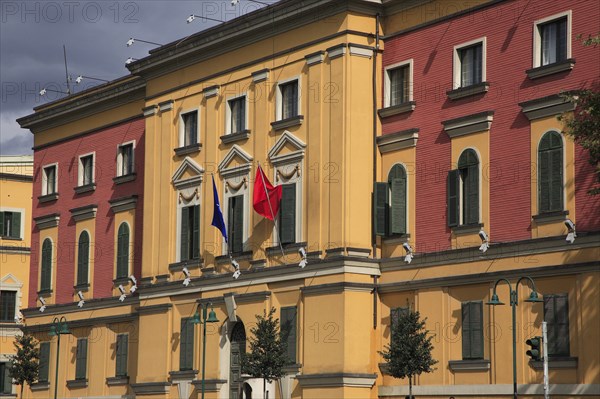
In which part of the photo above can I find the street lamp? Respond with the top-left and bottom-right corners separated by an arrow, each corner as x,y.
487,277 -> 543,399
191,303 -> 219,399
48,316 -> 71,399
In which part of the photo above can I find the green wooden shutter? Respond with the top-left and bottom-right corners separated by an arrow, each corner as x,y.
229,196 -> 244,254
539,147 -> 550,212
461,303 -> 471,359
390,308 -> 399,336
280,184 -> 296,244
462,301 -> 484,359
1,361 -> 11,394
180,318 -> 194,370
180,206 -> 190,261
192,205 -> 200,259
117,224 -> 129,278
550,147 -> 563,211
0,212 -> 4,236
466,165 -> 479,225
75,338 -> 88,379
190,112 -> 198,144
545,294 -> 569,356
391,177 -> 407,234
38,342 -> 50,382
77,232 -> 89,286
41,240 -> 52,291
281,307 -> 297,363
447,170 -> 460,227
10,212 -> 21,239
374,182 -> 389,236
116,334 -> 128,377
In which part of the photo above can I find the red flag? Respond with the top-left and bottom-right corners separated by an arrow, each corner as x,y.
253,165 -> 282,220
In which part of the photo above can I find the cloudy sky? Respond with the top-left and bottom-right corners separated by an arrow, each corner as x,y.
0,0 -> 274,155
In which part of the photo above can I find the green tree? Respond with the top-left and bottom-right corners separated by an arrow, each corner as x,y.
8,334 -> 40,399
559,33 -> 600,195
380,309 -> 437,399
242,307 -> 287,399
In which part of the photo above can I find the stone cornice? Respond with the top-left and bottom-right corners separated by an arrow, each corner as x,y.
296,373 -> 377,388
519,93 -> 576,121
22,296 -> 138,319
69,204 -> 98,222
33,213 -> 60,230
109,195 -> 138,213
301,282 -> 374,296
442,110 -> 494,138
377,128 -> 419,153
21,312 -> 138,333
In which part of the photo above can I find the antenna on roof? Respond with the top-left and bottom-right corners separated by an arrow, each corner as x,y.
63,45 -> 72,95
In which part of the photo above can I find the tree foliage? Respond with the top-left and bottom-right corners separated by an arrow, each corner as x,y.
380,309 -> 437,399
8,334 -> 40,398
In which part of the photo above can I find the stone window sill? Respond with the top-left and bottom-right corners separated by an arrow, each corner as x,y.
74,283 -> 90,291
113,277 -> 130,286
74,184 -> 96,194
169,258 -> 203,272
37,289 -> 53,296
220,130 -> 251,144
448,359 -> 490,371
451,223 -> 483,235
446,82 -> 489,100
0,236 -> 23,241
215,251 -> 253,265
530,357 -> 578,370
106,376 -> 129,386
532,210 -> 569,224
382,234 -> 411,245
265,242 -> 308,256
174,143 -> 202,157
526,58 -> 575,80
113,173 -> 136,185
30,382 -> 50,391
38,193 -> 59,203
378,101 -> 416,118
66,379 -> 88,388
271,115 -> 304,130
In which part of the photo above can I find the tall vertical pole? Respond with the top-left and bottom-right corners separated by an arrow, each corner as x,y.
201,304 -> 207,399
542,321 -> 549,399
54,333 -> 61,399
511,290 -> 518,399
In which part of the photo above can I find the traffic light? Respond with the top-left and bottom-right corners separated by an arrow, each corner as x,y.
526,336 -> 542,361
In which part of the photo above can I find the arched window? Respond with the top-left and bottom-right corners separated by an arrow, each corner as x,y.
40,239 -> 52,291
538,131 -> 563,213
77,231 -> 90,286
448,149 -> 479,227
116,223 -> 130,279
388,164 -> 407,235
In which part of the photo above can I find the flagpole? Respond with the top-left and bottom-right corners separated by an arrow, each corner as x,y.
258,163 -> 285,257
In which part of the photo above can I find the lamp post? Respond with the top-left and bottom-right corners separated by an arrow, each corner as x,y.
48,316 -> 70,399
191,303 -> 219,399
487,277 -> 543,399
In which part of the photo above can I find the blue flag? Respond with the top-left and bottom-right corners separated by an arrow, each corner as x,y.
211,175 -> 228,243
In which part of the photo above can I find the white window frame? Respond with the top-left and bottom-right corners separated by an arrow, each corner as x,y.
0,207 -> 25,240
178,108 -> 200,148
0,273 -> 22,324
225,93 -> 249,135
453,37 -> 487,89
41,163 -> 58,195
77,152 -> 95,187
536,129 -> 567,214
533,10 -> 572,68
272,163 -> 302,246
275,76 -> 301,121
384,59 -> 414,108
116,140 -> 136,177
222,177 -> 249,255
175,188 -> 201,263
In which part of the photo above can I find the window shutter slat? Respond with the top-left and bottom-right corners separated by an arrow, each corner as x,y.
447,170 -> 460,227
0,212 -> 4,236
461,303 -> 471,359
374,182 -> 389,236
117,224 -> 129,278
192,205 -> 200,259
550,148 -> 563,211
280,184 -> 296,244
230,196 -> 244,254
467,164 -> 479,224
391,178 -> 406,234
41,240 -> 52,290
180,318 -> 194,370
539,149 -> 550,212
39,342 -> 50,382
116,334 -> 128,377
10,212 -> 20,238
281,307 -> 297,363
180,206 -> 190,261
76,339 -> 87,379
471,302 -> 484,359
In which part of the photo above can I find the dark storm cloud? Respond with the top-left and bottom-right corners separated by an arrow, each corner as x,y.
1,0 -> 271,155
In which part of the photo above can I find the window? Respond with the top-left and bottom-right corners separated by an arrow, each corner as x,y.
281,307 -> 297,363
0,211 -> 21,239
75,338 -> 88,380
180,318 -> 195,371
533,12 -> 571,68
277,79 -> 300,121
77,231 -> 90,286
78,154 -> 94,186
180,205 -> 200,262
228,96 -> 246,134
544,294 -> 570,357
180,111 -> 198,147
453,38 -> 486,89
228,195 -> 244,254
462,301 -> 484,360
0,361 -> 12,394
0,291 -> 16,322
448,149 -> 479,227
385,62 -> 412,107
117,143 -> 134,177
40,238 -> 53,291
538,131 -> 563,213
279,184 -> 297,245
116,223 -> 130,279
115,334 -> 128,377
42,164 -> 57,195
390,307 -> 409,335
38,342 -> 50,382
374,165 -> 407,237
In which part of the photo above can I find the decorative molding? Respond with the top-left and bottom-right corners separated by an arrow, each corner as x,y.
382,234 -> 411,246
169,258 -> 203,272
276,164 -> 300,182
271,115 -> 304,131
37,193 -> 59,203
226,177 -> 247,192
378,101 -> 416,118
325,247 -> 345,258
191,379 -> 227,392
215,251 -> 253,265
305,51 -> 325,65
22,312 -> 137,332
178,188 -> 199,203
526,58 -> 575,80
268,130 -> 307,166
218,144 -> 253,179
30,382 -> 50,391
158,100 -> 174,112
519,94 -> 576,121
376,128 -> 419,153
106,376 -> 129,386
327,43 -> 347,59
70,204 -> 98,221
137,303 -> 173,315
348,44 -> 373,58
0,246 -> 31,254
174,143 -> 202,157
220,130 -> 251,144
448,359 -> 491,371
252,69 -> 269,83
172,156 -> 205,189
203,85 -> 219,98
113,173 -> 137,184
33,213 -> 60,229
446,81 -> 489,100
265,241 -> 307,257
130,382 -> 171,395
301,282 -> 374,296
296,373 -> 377,388
346,247 -> 371,258
74,183 -> 96,194
143,105 -> 157,117
109,195 -> 138,213
198,291 -> 271,306
442,110 -> 494,138
379,383 -> 600,396
0,173 -> 33,182
22,297 -> 137,319
169,370 -> 198,381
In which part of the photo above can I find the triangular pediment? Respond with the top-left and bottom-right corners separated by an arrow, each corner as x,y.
172,157 -> 205,189
268,130 -> 306,165
219,145 -> 253,178
1,273 -> 23,288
